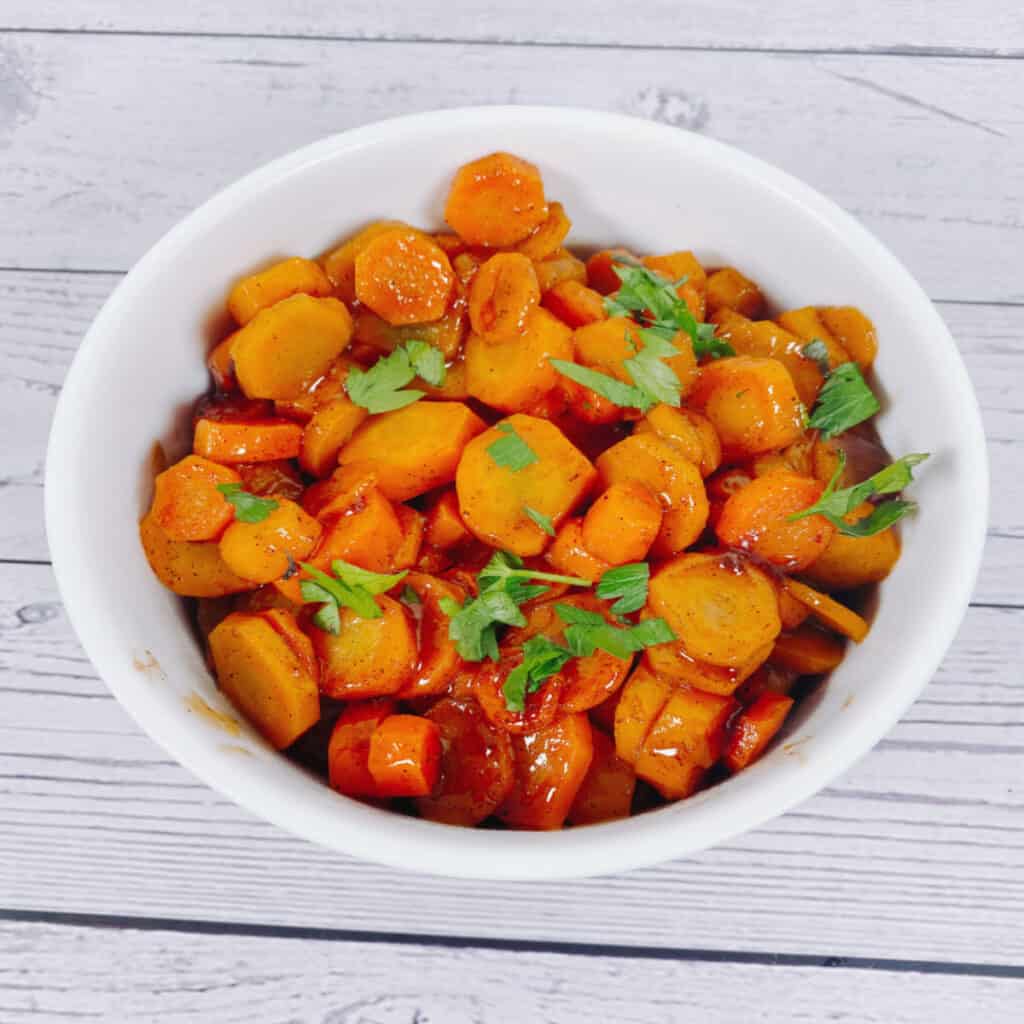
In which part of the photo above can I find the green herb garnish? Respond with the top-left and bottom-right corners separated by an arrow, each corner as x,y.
808,361 -> 881,439
487,422 -> 539,471
548,359 -> 651,411
789,452 -> 929,537
344,341 -> 446,413
596,562 -> 650,616
439,551 -> 590,662
217,483 -> 279,524
524,505 -> 556,536
502,635 -> 575,713
299,560 -> 408,634
553,603 -> 675,660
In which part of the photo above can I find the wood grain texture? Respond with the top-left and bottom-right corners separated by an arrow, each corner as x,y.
2,921 -> 1022,1024
0,34 -> 1022,301
3,562 -> 1022,964
3,1 -> 1023,56
3,269 -> 1019,603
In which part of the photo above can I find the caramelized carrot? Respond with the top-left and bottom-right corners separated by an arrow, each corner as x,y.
425,490 -> 472,550
468,252 -> 540,340
367,714 -> 442,797
772,624 -> 846,674
150,455 -> 239,542
705,266 -> 764,319
567,728 -> 637,825
581,480 -> 662,565
227,257 -> 332,325
218,499 -> 321,584
724,692 -> 795,773
514,201 -> 571,260
327,699 -> 397,798
194,417 -> 302,464
784,579 -> 869,642
396,573 -> 466,700
545,518 -> 611,583
541,280 -> 607,328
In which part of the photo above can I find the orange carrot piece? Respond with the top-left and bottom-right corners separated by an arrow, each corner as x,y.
425,490 -> 471,550
582,480 -> 663,565
392,504 -> 426,571
327,699 -> 397,798
585,248 -> 637,295
545,518 -> 611,583
513,201 -> 571,261
705,266 -> 764,319
567,728 -> 637,826
367,714 -> 442,797
194,417 -> 302,464
218,499 -> 321,584
541,279 -> 607,328
150,455 -> 240,542
310,487 -> 404,574
227,256 -> 332,325
396,573 -> 466,700
468,252 -> 540,340
724,692 -> 795,773
783,579 -> 869,642
772,625 -> 846,674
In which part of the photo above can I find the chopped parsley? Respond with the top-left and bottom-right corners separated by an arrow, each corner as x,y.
596,562 -> 651,616
524,505 -> 556,536
808,361 -> 881,439
345,340 -> 446,413
217,483 -> 279,524
487,422 -> 539,471
299,560 -> 408,635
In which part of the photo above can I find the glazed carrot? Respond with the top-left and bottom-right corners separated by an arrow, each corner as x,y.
139,511 -> 252,598
588,688 -> 622,736
311,595 -> 418,699
302,462 -> 379,519
396,573 -> 466,699
352,304 -> 466,364
208,612 -> 320,749
705,464 -> 754,529
802,509 -> 900,591
613,664 -> 673,765
705,266 -> 764,319
207,335 -> 237,391
424,490 -> 471,550
235,460 -> 305,501
256,608 -> 319,684
567,728 -> 637,826
232,294 -> 353,400
367,714 -> 442,798
688,355 -> 805,459
723,692 -> 795,773
642,251 -> 707,319
642,628 -> 772,697
582,481 -> 662,565
648,553 -> 781,669
327,699 -> 397,798
545,517 -> 612,583
585,248 -> 638,295
310,487 -> 404,574
514,201 -> 571,260
595,434 -> 709,557
415,698 -> 515,825
150,455 -> 239,542
771,624 -> 846,675
445,152 -> 548,246
633,405 -> 722,478
299,387 -> 368,478
784,579 -> 869,643
456,414 -> 597,557
354,228 -> 455,325
339,402 -> 486,502
819,306 -> 878,369
273,355 -> 358,424
320,220 -> 411,303
473,652 -> 564,735
532,248 -> 587,292
392,505 -> 426,571
541,280 -> 607,328
468,252 -> 540,340
735,662 -> 799,705
497,713 -> 594,830
776,307 -> 851,370
465,307 -> 573,412
715,471 -> 835,572
774,578 -> 811,631
227,257 -> 332,325
194,417 -> 303,464
218,499 -> 321,584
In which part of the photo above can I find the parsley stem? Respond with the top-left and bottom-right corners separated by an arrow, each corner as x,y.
502,568 -> 591,587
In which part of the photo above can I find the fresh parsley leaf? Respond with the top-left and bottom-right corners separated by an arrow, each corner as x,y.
623,327 -> 684,407
802,339 -> 831,376
606,262 -> 735,361
404,339 -> 446,387
627,617 -> 676,647
344,341 -> 446,413
549,359 -> 652,411
524,505 -> 555,536
808,362 -> 881,439
298,561 -> 408,633
217,483 -> 279,524
554,603 -> 675,659
440,551 -> 591,661
788,451 -> 929,536
503,635 -> 574,712
551,603 -> 606,628
487,422 -> 539,471
596,563 -> 650,615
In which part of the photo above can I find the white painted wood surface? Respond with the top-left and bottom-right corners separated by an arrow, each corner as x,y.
1,4 -> 1022,1019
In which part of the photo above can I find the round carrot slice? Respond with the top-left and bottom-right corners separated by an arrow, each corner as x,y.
468,252 -> 540,340
415,698 -> 515,826
354,228 -> 454,325
396,573 -> 466,699
445,152 -> 548,247
715,471 -> 835,572
473,653 -> 563,735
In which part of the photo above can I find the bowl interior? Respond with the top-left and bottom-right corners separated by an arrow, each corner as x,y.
46,107 -> 987,879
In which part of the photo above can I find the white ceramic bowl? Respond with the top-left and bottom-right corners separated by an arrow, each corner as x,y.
46,106 -> 987,879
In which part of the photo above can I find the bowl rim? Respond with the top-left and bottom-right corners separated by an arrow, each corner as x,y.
45,105 -> 989,879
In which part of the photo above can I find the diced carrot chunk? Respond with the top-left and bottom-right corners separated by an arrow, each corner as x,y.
724,693 -> 795,773
327,699 -> 397,798
194,418 -> 302,464
367,714 -> 442,797
227,257 -> 332,325
567,728 -> 636,826
150,455 -> 239,542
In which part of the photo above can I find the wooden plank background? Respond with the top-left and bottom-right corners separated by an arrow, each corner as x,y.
1,5 -> 1022,1021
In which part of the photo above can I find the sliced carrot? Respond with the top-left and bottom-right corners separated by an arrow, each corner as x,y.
649,553 -> 781,669
715,471 -> 835,572
532,248 -> 587,293
310,487 -> 404,574
581,480 -> 662,565
302,462 -> 379,519
327,699 -> 397,798
819,306 -> 878,369
613,664 -> 674,765
208,612 -> 320,749
497,713 -> 594,830
415,698 -> 515,825
218,499 -> 321,584
235,460 -> 305,501
473,653 -> 563,736
705,266 -> 764,319
320,219 -> 411,303
541,279 -> 607,328
545,518 -> 611,583
776,307 -> 850,370
724,692 -> 795,773
642,251 -> 707,319
633,404 -> 722,478
783,579 -> 870,642
367,714 -> 442,797
227,256 -> 332,325
299,395 -> 368,478
396,573 -> 466,700
772,624 -> 846,674
567,728 -> 637,826
802,503 -> 901,591
150,455 -> 239,542
513,200 -> 571,260
445,152 -> 548,247
642,629 -> 772,698
194,417 -> 302,464
468,252 -> 540,340
392,504 -> 426,571
585,248 -> 637,295
354,228 -> 455,325
425,490 -> 471,550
